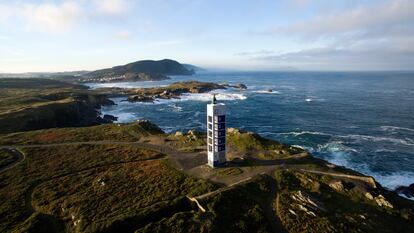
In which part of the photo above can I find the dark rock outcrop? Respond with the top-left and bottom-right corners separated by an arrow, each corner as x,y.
395,183 -> 414,198
0,94 -> 115,134
126,81 -> 225,103
222,83 -> 247,89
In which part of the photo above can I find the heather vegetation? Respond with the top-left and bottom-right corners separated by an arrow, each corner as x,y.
0,121 -> 163,145
1,121 -> 413,233
0,148 -> 15,167
226,128 -> 305,160
0,143 -> 214,232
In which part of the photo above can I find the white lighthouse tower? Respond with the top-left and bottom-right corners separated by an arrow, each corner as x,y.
207,94 -> 226,167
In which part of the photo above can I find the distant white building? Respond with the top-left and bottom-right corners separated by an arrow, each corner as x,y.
207,95 -> 226,167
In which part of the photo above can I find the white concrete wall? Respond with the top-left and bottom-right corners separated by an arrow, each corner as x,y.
207,103 -> 226,167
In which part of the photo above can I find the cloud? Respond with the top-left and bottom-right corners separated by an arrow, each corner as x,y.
147,40 -> 184,46
114,30 -> 131,40
94,0 -> 128,15
254,47 -> 414,70
0,4 -> 12,23
269,0 -> 414,40
257,0 -> 414,70
0,0 -> 131,34
22,1 -> 82,33
234,50 -> 275,56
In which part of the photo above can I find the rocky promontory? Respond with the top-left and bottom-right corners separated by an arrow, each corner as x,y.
126,81 -> 226,102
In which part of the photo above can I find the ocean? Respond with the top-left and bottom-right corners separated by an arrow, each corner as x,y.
87,71 -> 414,192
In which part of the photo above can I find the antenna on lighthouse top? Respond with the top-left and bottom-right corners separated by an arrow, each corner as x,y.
212,94 -> 217,104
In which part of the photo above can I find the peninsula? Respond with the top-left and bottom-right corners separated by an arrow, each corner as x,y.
0,78 -> 413,233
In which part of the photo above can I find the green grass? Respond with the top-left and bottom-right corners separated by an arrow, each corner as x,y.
139,175 -> 274,233
0,144 -> 215,232
0,121 -> 163,145
226,129 -> 304,160
217,167 -> 243,176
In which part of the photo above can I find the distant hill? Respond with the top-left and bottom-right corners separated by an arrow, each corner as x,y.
84,59 -> 194,79
182,64 -> 205,72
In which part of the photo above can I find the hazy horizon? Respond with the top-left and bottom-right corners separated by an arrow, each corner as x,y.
1,0 -> 414,73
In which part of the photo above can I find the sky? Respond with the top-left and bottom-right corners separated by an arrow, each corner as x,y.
0,0 -> 413,72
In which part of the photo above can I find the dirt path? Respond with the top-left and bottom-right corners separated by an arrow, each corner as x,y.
0,147 -> 25,174
263,179 -> 286,233
300,169 -> 377,187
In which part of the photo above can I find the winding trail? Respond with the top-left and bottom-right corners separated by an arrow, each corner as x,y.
0,140 -> 379,231
0,147 -> 25,173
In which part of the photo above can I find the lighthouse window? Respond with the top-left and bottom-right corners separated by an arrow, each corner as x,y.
208,123 -> 212,130
208,131 -> 212,137
208,116 -> 212,123
218,138 -> 225,144
208,146 -> 212,152
218,130 -> 226,137
218,145 -> 225,151
218,116 -> 225,122
208,138 -> 212,144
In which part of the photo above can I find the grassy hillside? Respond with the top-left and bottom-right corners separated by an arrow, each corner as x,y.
85,59 -> 194,78
1,122 -> 413,232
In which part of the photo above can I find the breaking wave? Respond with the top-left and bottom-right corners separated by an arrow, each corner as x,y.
279,131 -> 331,137
253,90 -> 281,94
380,125 -> 414,132
179,92 -> 247,101
338,134 -> 414,146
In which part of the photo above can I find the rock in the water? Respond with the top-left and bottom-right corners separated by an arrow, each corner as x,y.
127,95 -> 154,102
395,183 -> 414,198
221,83 -> 247,89
102,114 -> 117,122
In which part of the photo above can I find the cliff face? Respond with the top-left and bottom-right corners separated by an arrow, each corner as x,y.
0,94 -> 114,133
0,78 -> 115,134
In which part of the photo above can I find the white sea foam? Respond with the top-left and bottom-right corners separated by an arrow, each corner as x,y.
279,131 -> 331,137
254,90 -> 281,94
168,104 -> 183,112
305,98 -> 313,102
86,81 -> 168,89
371,171 -> 414,190
314,140 -> 414,195
374,148 -> 398,153
380,125 -> 414,132
338,134 -> 414,146
179,92 -> 247,101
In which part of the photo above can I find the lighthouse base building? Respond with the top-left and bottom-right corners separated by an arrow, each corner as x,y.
207,96 -> 226,168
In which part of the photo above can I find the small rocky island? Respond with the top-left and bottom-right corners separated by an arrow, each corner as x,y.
97,81 -> 228,103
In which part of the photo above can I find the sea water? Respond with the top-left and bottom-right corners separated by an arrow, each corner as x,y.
87,71 -> 414,192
